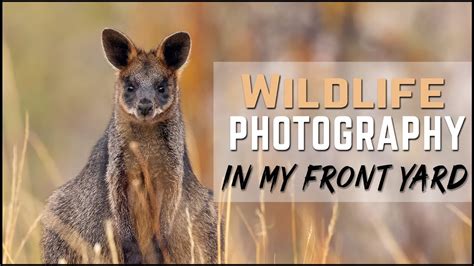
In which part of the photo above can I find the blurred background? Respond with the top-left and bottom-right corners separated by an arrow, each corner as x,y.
3,2 -> 472,263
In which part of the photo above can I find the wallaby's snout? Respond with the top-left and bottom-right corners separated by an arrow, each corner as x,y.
137,98 -> 153,117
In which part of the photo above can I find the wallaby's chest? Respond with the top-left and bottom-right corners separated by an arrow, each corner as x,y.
122,127 -> 181,185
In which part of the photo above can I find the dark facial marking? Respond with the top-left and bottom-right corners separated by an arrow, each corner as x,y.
122,76 -> 137,106
154,79 -> 170,106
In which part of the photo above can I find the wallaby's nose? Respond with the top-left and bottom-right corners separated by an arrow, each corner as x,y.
138,99 -> 153,116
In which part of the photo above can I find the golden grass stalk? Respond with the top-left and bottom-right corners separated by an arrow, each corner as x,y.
224,185 -> 232,263
81,245 -> 90,264
236,207 -> 257,244
302,223 -> 313,264
291,189 -> 297,264
446,204 -> 472,227
256,241 -> 260,264
105,219 -> 120,264
11,114 -> 29,234
29,132 -> 63,186
236,206 -> 261,262
3,145 -> 17,264
321,202 -> 338,264
2,243 -> 14,263
257,149 -> 268,263
13,213 -> 42,261
197,246 -> 204,264
3,113 -> 29,264
308,225 -> 318,263
256,208 -> 268,263
217,190 -> 223,264
93,243 -> 102,264
185,207 -> 195,264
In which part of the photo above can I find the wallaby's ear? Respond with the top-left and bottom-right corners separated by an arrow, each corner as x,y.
102,28 -> 137,70
157,32 -> 191,71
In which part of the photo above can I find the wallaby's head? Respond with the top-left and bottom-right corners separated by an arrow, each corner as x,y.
102,29 -> 191,123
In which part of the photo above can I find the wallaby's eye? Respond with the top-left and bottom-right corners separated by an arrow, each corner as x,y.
126,86 -> 135,92
157,86 -> 166,93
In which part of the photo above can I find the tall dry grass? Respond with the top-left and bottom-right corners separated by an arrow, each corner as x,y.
3,113 -> 30,264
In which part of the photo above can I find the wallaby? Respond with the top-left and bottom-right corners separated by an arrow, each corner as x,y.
41,29 -> 221,264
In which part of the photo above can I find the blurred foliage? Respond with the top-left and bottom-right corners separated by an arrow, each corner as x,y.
2,2 -> 472,263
